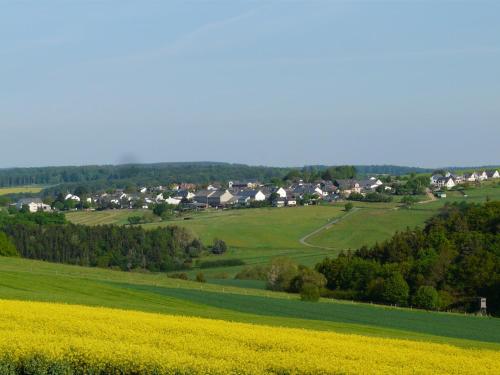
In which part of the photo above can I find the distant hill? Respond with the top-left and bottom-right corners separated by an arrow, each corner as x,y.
0,162 -> 497,191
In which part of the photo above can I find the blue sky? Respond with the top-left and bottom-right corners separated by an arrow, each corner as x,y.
1,1 -> 499,168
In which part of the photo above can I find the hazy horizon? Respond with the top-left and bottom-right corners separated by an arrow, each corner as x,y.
1,159 -> 499,172
2,1 -> 499,168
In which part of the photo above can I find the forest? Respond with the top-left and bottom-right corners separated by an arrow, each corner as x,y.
0,162 -> 437,190
316,201 -> 500,315
0,211 -> 202,271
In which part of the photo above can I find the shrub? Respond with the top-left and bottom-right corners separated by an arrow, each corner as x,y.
289,266 -> 326,293
413,286 -> 439,310
199,259 -> 245,269
266,257 -> 298,291
381,272 -> 409,306
195,272 -> 206,283
344,202 -> 354,212
235,265 -> 269,281
211,238 -> 228,255
300,283 -> 321,302
168,272 -> 189,280
438,290 -> 455,310
127,216 -> 143,225
0,232 -> 18,257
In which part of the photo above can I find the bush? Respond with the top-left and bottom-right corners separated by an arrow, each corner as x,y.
289,266 -> 326,293
344,202 -> 354,212
347,192 -> 364,201
211,238 -> 228,255
199,259 -> 245,269
0,232 -> 18,257
195,272 -> 206,283
127,216 -> 143,225
438,290 -> 455,310
300,283 -> 321,302
363,192 -> 393,203
382,272 -> 409,306
413,286 -> 439,310
235,265 -> 269,281
266,257 -> 298,291
168,272 -> 189,280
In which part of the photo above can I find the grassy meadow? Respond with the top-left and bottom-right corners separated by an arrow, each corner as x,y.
0,186 -> 44,195
0,257 -> 499,350
66,209 -> 151,226
65,185 -> 500,279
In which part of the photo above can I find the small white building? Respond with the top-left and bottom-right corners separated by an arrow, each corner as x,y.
477,171 -> 488,181
487,170 -> 500,179
165,197 -> 181,205
275,187 -> 287,198
465,172 -> 478,182
65,194 -> 81,202
436,177 -> 456,189
16,198 -> 52,213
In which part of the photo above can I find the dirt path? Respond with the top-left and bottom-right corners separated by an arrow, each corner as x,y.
298,208 -> 360,250
417,188 -> 437,204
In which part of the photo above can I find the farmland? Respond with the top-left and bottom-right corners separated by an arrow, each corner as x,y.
67,200 -> 448,277
0,186 -> 43,195
0,257 -> 499,349
1,299 -> 498,374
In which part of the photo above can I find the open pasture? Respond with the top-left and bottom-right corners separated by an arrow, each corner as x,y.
0,186 -> 44,195
0,257 -> 499,349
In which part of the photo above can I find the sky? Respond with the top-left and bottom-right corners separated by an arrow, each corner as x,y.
1,0 -> 499,169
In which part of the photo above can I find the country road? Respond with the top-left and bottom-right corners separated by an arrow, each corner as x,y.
298,207 -> 360,250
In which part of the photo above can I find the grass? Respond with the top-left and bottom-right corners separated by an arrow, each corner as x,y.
307,203 -> 439,249
64,183 -> 500,279
0,186 -> 44,195
0,256 -> 499,350
65,209 -> 152,225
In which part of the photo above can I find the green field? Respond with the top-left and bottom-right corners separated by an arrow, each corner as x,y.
64,183 -> 500,280
0,256 -> 498,350
66,209 -> 151,225
0,186 -> 44,195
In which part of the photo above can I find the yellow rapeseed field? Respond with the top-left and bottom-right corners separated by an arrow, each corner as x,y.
0,299 -> 498,374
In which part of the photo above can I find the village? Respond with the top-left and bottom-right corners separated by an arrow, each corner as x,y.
14,169 -> 500,213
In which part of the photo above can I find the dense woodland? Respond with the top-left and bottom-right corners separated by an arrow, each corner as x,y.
316,201 -> 500,315
0,212 -> 201,271
0,162 -> 437,190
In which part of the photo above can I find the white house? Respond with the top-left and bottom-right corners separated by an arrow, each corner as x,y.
436,176 -> 456,189
487,170 -> 500,179
174,190 -> 195,201
65,194 -> 81,202
465,172 -> 478,182
275,187 -> 287,198
165,197 -> 181,205
236,190 -> 266,204
16,198 -> 52,213
477,171 -> 488,181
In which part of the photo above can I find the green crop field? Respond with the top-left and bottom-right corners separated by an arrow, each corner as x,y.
66,209 -> 151,226
0,256 -> 498,350
0,186 -> 44,195
64,184 -> 500,279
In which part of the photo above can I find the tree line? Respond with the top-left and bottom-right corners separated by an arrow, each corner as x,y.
315,201 -> 500,315
0,162 -> 438,190
0,211 -> 202,272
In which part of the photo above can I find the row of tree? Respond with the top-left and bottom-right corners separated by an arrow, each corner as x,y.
0,211 -> 203,272
315,201 -> 500,315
